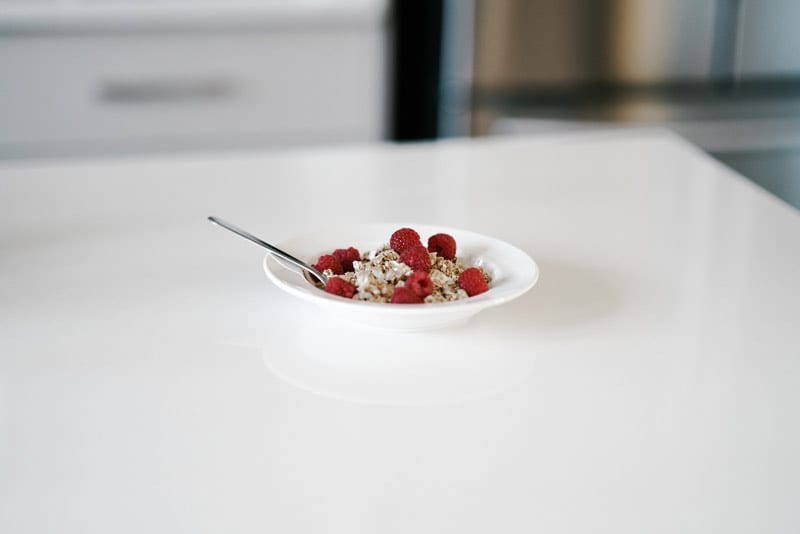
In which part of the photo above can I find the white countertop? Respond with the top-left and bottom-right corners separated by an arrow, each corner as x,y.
1,130 -> 799,533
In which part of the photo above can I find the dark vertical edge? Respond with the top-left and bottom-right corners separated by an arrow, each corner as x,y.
468,0 -> 484,136
439,0 -> 476,138
710,0 -> 742,83
390,0 -> 445,141
581,0 -> 614,78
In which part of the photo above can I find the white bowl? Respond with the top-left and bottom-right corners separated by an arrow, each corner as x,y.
263,224 -> 539,331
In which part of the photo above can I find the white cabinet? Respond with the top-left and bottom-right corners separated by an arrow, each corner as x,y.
0,1 -> 388,157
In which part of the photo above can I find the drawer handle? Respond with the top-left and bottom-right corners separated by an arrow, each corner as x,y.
99,78 -> 235,104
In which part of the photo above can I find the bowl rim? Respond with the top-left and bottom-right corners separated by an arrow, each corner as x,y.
263,223 -> 539,314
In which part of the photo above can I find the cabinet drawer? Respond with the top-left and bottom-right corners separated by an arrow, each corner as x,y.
0,29 -> 386,153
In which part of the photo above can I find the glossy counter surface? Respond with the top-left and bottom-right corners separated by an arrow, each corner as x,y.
1,130 -> 799,533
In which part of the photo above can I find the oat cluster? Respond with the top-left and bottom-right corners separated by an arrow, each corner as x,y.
322,245 -> 491,304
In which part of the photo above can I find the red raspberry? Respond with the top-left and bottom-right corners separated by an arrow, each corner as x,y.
324,277 -> 356,299
313,254 -> 343,275
390,227 -> 422,254
399,245 -> 431,272
390,286 -> 423,304
458,268 -> 489,296
427,233 -> 456,260
332,247 -> 360,273
405,271 -> 433,297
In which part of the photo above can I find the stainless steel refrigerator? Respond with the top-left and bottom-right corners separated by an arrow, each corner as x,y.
441,0 -> 800,208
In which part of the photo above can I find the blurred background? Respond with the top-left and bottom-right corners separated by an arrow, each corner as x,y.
1,0 -> 798,208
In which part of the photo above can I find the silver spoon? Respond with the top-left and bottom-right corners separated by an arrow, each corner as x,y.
208,216 -> 328,284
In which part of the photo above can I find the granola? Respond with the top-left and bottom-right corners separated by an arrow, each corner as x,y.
320,245 -> 491,303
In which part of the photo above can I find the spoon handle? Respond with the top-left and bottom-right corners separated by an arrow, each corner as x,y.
208,216 -> 327,284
